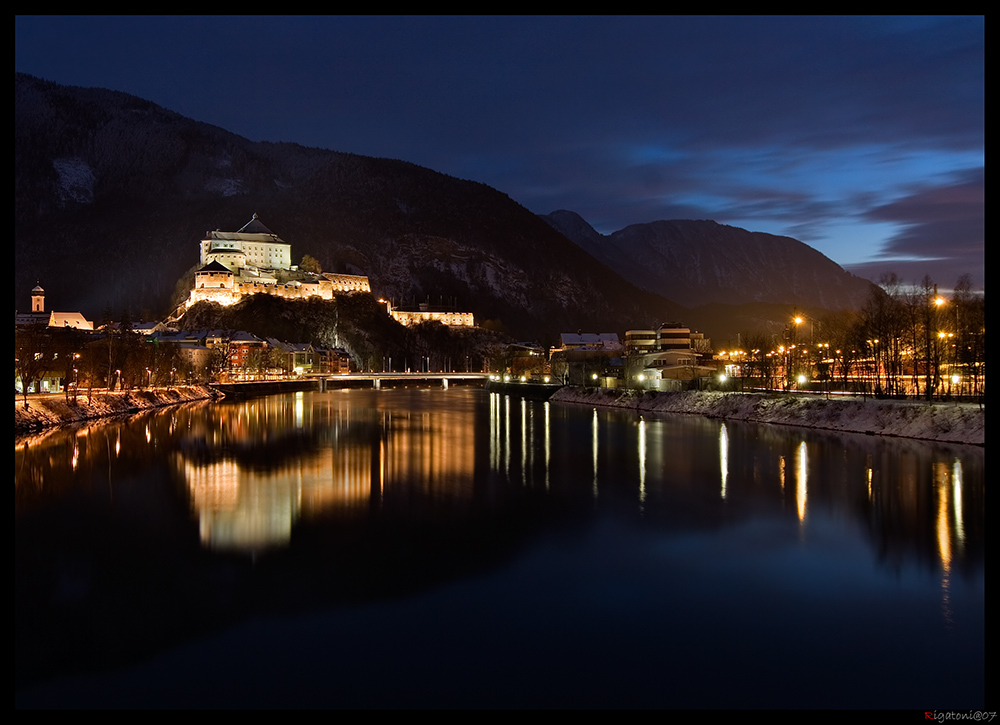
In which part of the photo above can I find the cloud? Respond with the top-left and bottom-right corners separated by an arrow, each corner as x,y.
849,167 -> 984,288
864,167 -> 984,257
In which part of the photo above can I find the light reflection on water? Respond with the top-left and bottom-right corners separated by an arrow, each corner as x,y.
15,388 -> 984,707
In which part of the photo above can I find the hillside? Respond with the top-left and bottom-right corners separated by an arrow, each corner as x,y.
541,210 -> 876,310
15,73 -> 686,343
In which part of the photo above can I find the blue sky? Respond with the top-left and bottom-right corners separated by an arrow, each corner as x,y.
15,15 -> 984,290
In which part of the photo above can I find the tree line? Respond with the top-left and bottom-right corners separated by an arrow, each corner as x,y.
736,273 -> 984,400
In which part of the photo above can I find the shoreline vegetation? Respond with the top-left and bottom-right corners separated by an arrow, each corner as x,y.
14,384 -> 983,446
549,387 -> 984,446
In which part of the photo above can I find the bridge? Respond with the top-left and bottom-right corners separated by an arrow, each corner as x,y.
313,372 -> 490,391
209,373 -> 488,397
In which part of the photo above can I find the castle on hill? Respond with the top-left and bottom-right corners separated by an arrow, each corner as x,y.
178,215 -> 473,328
178,214 -> 372,315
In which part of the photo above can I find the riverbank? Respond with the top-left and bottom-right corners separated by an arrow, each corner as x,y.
549,387 -> 985,445
14,386 -> 222,437
485,379 -> 562,400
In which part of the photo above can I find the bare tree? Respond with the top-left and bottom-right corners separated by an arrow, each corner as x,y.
15,323 -> 53,409
950,274 -> 985,400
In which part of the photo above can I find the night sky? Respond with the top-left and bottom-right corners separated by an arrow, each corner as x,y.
15,16 -> 984,291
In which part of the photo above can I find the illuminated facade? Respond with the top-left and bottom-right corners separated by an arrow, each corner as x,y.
381,299 -> 475,328
182,215 -> 372,313
15,283 -> 94,330
180,215 -> 474,330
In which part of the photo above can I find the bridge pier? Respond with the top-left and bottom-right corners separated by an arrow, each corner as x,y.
442,378 -> 448,389
374,378 -> 380,389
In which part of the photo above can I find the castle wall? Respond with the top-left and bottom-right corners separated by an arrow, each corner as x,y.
390,310 -> 475,327
323,273 -> 372,294
186,277 -> 341,309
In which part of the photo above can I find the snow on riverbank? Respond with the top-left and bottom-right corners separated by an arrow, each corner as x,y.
14,386 -> 221,437
549,387 -> 984,446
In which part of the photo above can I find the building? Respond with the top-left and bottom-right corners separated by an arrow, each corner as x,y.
181,215 -> 372,314
624,330 -> 658,356
657,322 -> 692,351
317,347 -> 352,374
199,213 -> 292,270
15,283 -> 94,330
499,341 -> 548,378
624,322 -> 716,390
548,332 -> 624,385
556,332 -> 623,352
381,299 -> 475,328
180,215 -> 478,330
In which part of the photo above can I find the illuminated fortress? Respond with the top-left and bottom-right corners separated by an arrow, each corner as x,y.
179,215 -> 473,328
180,215 -> 371,313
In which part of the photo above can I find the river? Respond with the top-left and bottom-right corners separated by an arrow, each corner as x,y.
15,387 -> 984,708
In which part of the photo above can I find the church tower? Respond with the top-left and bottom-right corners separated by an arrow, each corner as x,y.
31,284 -> 44,312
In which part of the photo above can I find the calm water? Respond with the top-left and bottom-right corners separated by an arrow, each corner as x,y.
15,387 -> 984,708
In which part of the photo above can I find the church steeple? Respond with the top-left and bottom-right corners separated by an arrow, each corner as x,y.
31,283 -> 44,312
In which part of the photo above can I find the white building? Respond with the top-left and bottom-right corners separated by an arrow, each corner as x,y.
182,215 -> 372,313
15,283 -> 93,330
199,214 -> 292,271
381,299 -> 475,328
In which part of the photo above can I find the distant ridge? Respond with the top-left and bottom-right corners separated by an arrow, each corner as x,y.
541,210 -> 875,310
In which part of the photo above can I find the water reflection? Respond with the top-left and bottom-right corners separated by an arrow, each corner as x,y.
638,416 -> 646,506
480,392 -> 982,579
174,390 -> 482,551
14,390 -> 985,576
796,439 -> 808,522
719,422 -> 728,500
15,389 -> 984,706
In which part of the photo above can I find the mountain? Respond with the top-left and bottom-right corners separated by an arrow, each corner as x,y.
541,210 -> 876,310
15,73 -> 686,342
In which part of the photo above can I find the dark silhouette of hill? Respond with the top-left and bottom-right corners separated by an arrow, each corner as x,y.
15,73 -> 686,343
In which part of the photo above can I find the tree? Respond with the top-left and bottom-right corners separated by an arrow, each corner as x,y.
739,332 -> 778,389
919,276 -> 940,400
115,309 -> 144,389
950,274 -> 985,400
15,323 -> 53,408
99,306 -> 116,391
858,276 -> 906,397
300,254 -> 322,274
50,328 -> 87,403
209,334 -> 235,382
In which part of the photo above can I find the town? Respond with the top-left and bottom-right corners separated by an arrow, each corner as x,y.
15,216 -> 985,403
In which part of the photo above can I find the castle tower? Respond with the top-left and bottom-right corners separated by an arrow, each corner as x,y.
31,284 -> 44,312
